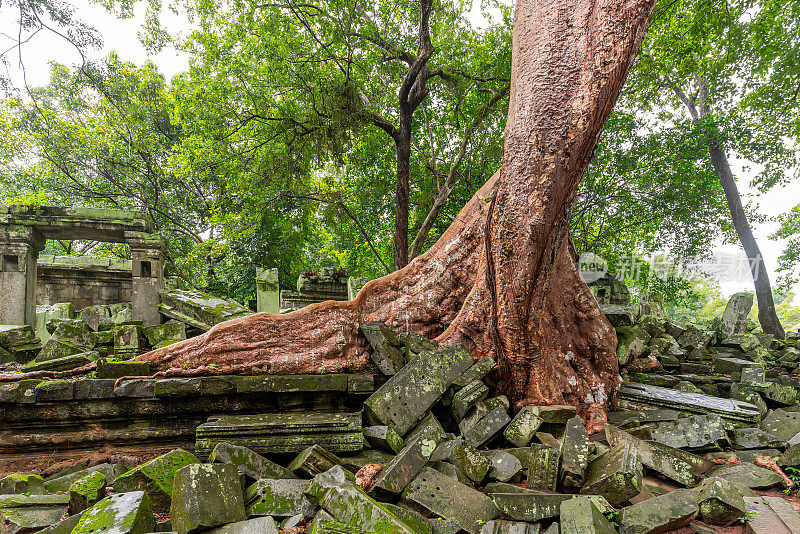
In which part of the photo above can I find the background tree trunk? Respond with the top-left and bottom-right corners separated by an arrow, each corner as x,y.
137,0 -> 657,410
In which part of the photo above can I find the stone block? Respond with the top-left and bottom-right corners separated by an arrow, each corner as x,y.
731,428 -> 783,450
560,416 -> 589,491
483,451 -> 522,482
491,492 -> 574,522
244,478 -> 313,518
605,425 -> 712,487
707,463 -> 783,489
580,442 -> 642,506
23,351 -> 97,373
600,304 -> 635,327
196,412 -> 363,456
158,289 -> 252,332
743,495 -> 800,534
79,305 -> 112,331
36,337 -> 84,362
369,414 -> 445,498
648,414 -> 729,451
306,466 -> 416,534
452,380 -> 489,420
209,442 -> 293,481
617,488 -> 698,534
714,357 -> 762,377
143,323 -> 186,349
206,517 -> 279,534
503,407 -> 543,447
170,464 -> 246,534
96,359 -> 150,379
45,464 -> 126,494
0,324 -> 36,348
364,344 -> 473,435
69,471 -> 107,514
360,322 -> 405,376
289,445 -> 352,479
363,426 -> 404,454
761,408 -> 800,441
507,444 -> 560,491
113,449 -> 199,512
559,496 -> 618,534
453,357 -> 496,388
764,383 -> 798,406
537,405 -> 577,424
113,378 -> 155,397
402,467 -> 499,533
113,325 -> 145,358
697,477 -> 746,526
72,491 -> 154,534
464,407 -> 511,448
0,473 -> 45,495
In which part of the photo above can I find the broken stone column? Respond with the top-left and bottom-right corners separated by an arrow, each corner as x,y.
0,225 -> 44,326
128,232 -> 165,326
255,268 -> 279,313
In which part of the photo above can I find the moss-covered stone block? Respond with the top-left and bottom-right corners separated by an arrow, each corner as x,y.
503,406 -> 543,447
143,323 -> 186,349
72,491 -> 154,534
306,466 -> 416,534
69,471 -> 107,514
697,477 -> 746,526
113,449 -> 198,512
45,464 -> 126,494
96,359 -> 150,379
0,473 -> 45,495
169,464 -> 246,534
209,442 -> 293,481
244,478 -> 314,518
618,488 -> 698,534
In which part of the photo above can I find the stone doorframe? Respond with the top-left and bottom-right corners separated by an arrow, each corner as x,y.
0,205 -> 165,326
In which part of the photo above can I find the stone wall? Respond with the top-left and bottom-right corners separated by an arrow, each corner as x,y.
36,255 -> 132,310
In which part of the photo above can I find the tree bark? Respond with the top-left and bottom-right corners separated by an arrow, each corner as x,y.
138,0 -> 657,410
393,130 -> 411,270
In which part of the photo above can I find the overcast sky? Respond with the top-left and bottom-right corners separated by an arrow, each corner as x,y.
1,0 -> 798,301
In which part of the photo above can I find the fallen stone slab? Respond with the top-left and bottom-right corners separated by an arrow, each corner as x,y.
743,495 -> 800,534
209,442 -> 294,480
714,357 -> 762,377
35,511 -> 85,534
244,478 -> 314,518
697,477 -> 746,526
721,291 -> 753,336
580,441 -> 642,506
0,494 -> 69,534
452,380 -> 490,420
159,289 -> 252,332
760,408 -> 800,442
205,517 -> 279,534
707,463 -> 783,489
196,411 -> 363,455
648,414 -> 729,451
306,466 -> 415,534
45,463 -> 127,493
381,502 -> 434,534
605,425 -> 712,487
619,383 -> 761,424
113,449 -> 198,512
369,414 -> 445,498
72,491 -> 154,534
617,488 -> 698,534
0,325 -> 37,348
170,464 -> 246,534
0,473 -> 45,494
68,471 -> 107,514
307,519 -> 370,533
364,344 -> 473,435
560,495 -> 618,534
479,520 -> 542,534
402,467 -> 499,534
143,322 -> 186,350
731,428 -> 784,450
23,352 -> 97,373
560,416 -> 589,491
491,492 -> 574,522
96,359 -> 150,379
503,407 -> 543,448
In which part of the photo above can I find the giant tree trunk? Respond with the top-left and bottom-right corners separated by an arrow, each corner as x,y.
138,0 -> 657,409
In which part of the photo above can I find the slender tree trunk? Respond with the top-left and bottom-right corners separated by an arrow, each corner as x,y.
394,129 -> 411,270
134,0 -> 657,410
707,141 -> 786,338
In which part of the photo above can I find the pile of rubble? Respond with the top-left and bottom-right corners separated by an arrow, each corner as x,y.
0,303 -> 186,374
3,302 -> 800,534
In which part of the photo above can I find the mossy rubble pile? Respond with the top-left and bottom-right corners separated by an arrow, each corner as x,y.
3,294 -> 800,533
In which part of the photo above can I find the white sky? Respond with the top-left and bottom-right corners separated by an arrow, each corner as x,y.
1,0 -> 799,300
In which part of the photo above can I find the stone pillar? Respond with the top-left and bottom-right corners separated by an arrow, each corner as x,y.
255,268 -> 279,313
0,226 -> 44,326
127,232 -> 165,326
